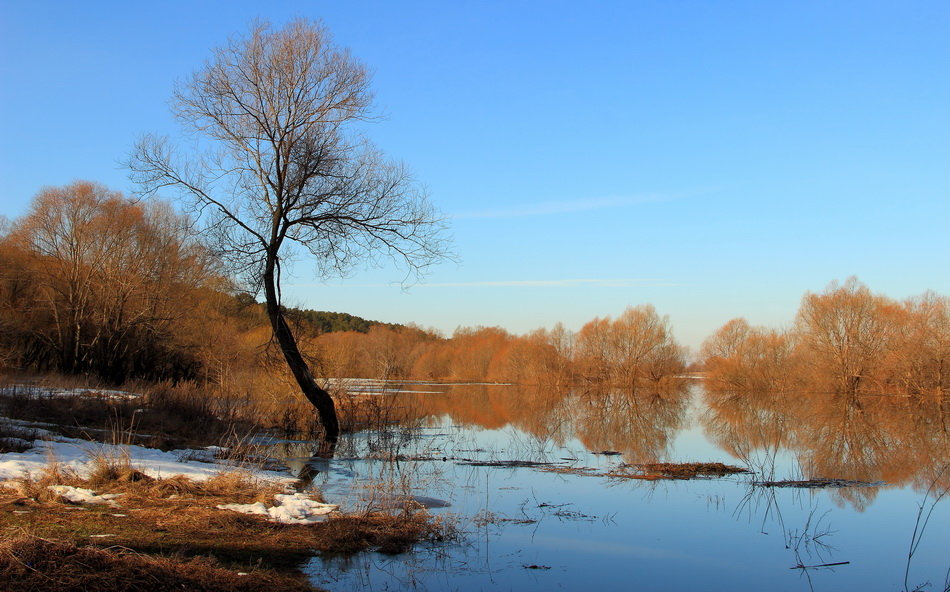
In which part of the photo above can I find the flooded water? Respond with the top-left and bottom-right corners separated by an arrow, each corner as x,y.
279,382 -> 949,592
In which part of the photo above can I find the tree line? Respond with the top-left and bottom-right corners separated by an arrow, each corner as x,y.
702,277 -> 947,396
310,305 -> 686,389
2,182 -> 946,398
0,182 -> 688,389
285,308 -> 402,335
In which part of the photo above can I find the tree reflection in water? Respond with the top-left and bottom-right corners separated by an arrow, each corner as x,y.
703,382 -> 948,510
385,381 -> 692,463
289,379 -> 947,592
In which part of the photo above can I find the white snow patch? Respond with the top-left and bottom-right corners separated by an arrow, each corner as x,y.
0,416 -> 58,433
0,436 -> 293,484
217,493 -> 338,524
47,485 -> 121,507
0,384 -> 141,400
0,437 -> 33,450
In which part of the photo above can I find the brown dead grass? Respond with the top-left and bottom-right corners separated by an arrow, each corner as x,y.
14,466 -> 287,511
754,477 -> 881,488
0,463 -> 456,590
316,512 -> 458,555
632,462 -> 749,479
0,481 -> 321,589
9,462 -> 86,502
0,378 -> 322,451
0,534 -> 314,592
544,461 -> 749,481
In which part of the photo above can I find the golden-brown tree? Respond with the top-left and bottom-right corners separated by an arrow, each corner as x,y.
795,278 -> 900,394
701,318 -> 799,393
890,292 -> 948,395
0,182 -> 218,382
576,305 -> 685,388
702,278 -> 946,397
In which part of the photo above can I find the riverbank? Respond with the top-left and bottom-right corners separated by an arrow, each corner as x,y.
0,384 -> 455,591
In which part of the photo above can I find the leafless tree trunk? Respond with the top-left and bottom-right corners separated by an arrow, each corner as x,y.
130,19 -> 448,451
262,251 -> 340,445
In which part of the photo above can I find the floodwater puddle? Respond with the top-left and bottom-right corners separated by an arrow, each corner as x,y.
279,382 -> 948,591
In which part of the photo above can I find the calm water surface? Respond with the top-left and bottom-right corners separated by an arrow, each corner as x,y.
277,382 -> 948,592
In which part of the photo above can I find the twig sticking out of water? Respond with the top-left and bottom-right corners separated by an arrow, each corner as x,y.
790,561 -> 850,570
903,466 -> 948,592
456,459 -> 556,468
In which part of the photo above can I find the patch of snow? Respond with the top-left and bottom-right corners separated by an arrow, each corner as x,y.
0,384 -> 141,400
217,493 -> 338,524
0,416 -> 56,435
0,437 -> 33,450
218,500 -> 269,516
323,378 -> 448,395
48,485 -> 121,507
0,434 -> 293,484
347,389 -> 446,395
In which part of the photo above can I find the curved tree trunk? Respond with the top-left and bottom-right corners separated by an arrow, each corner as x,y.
262,262 -> 339,455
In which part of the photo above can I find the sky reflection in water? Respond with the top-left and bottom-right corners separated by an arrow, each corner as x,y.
297,383 -> 948,592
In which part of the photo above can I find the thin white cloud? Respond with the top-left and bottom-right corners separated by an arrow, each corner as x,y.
306,278 -> 679,289
418,278 -> 677,288
451,194 -> 668,220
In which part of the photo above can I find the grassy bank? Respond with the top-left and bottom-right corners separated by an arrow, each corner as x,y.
0,464 -> 456,591
0,376 -> 456,591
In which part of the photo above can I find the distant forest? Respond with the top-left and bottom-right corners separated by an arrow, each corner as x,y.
281,305 -> 402,335
1,182 -> 946,401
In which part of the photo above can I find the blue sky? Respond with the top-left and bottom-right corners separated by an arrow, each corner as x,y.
2,1 -> 948,350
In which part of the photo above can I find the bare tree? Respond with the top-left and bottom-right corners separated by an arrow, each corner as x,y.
130,19 -> 448,449
795,278 -> 898,395
1,182 -> 217,382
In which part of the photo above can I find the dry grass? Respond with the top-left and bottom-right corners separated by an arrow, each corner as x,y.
753,478 -> 881,488
314,512 -> 459,556
0,375 -> 408,453
543,461 -> 749,481
335,391 -> 413,432
0,380 -> 253,450
0,459 -> 456,590
8,460 -> 85,503
630,462 -> 750,479
0,534 -> 315,592
0,373 -> 441,472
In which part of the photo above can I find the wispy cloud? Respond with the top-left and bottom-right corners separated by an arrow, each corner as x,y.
451,194 -> 668,220
308,278 -> 679,289
418,278 -> 677,288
